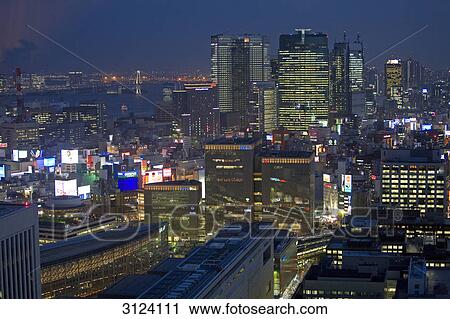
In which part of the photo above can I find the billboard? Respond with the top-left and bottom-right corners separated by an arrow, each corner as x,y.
77,185 -> 91,199
163,168 -> 172,178
118,171 -> 139,192
341,175 -> 352,193
61,149 -> 79,164
118,171 -> 138,179
12,150 -> 28,162
118,178 -> 139,192
0,165 -> 5,180
55,179 -> 78,197
44,157 -> 56,167
144,170 -> 163,185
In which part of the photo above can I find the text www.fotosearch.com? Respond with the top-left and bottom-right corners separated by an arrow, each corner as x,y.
189,303 -> 328,315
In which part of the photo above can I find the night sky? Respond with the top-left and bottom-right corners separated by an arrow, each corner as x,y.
1,0 -> 449,74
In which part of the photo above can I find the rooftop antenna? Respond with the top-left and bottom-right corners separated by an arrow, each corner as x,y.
354,33 -> 364,52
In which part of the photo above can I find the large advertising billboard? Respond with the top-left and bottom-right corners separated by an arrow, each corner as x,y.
55,179 -> 78,197
12,150 -> 28,162
144,170 -> 163,185
77,185 -> 91,199
61,150 -> 79,164
341,174 -> 352,193
117,171 -> 139,192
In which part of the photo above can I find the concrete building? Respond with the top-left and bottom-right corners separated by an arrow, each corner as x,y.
0,203 -> 41,299
381,149 -> 447,218
101,223 -> 274,299
205,137 -> 261,208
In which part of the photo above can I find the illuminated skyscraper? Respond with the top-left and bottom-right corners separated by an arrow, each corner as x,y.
211,34 -> 270,132
385,59 -> 404,108
277,29 -> 329,132
349,45 -> 364,93
174,83 -> 220,139
330,42 -> 351,116
249,81 -> 277,133
403,58 -> 423,90
364,87 -> 377,117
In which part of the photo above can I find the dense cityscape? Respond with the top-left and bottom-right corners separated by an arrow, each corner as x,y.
1,6 -> 450,302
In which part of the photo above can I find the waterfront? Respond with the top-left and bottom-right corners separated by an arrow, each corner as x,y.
0,83 -> 171,119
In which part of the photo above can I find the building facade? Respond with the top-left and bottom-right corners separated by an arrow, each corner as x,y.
277,29 -> 329,132
381,149 -> 447,218
330,42 -> 351,117
40,224 -> 168,298
0,204 -> 41,299
385,59 -> 404,108
205,137 -> 260,208
211,34 -> 270,131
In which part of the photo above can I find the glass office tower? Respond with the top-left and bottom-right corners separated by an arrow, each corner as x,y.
211,35 -> 270,132
330,42 -> 352,116
385,59 -> 404,108
277,29 -> 329,132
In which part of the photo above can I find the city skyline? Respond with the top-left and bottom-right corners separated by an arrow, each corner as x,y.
1,0 -> 449,74
1,0 -> 450,305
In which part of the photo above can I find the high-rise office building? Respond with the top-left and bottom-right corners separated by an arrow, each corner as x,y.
175,83 -> 220,139
403,58 -> 423,90
365,87 -> 377,117
211,34 -> 270,131
365,66 -> 381,94
249,81 -> 277,133
349,39 -> 364,93
385,59 -> 404,108
330,42 -> 351,116
381,149 -> 447,218
0,204 -> 41,299
277,29 -> 329,132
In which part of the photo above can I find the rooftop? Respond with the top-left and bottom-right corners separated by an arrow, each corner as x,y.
260,150 -> 313,159
206,136 -> 260,146
40,223 -> 164,267
0,203 -> 30,219
381,149 -> 443,163
102,223 -> 273,299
